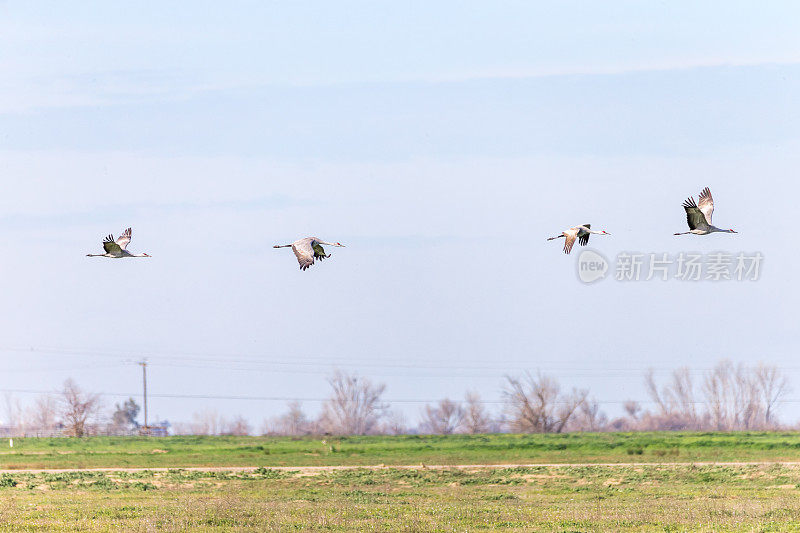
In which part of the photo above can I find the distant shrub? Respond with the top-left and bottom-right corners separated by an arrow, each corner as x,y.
253,467 -> 290,479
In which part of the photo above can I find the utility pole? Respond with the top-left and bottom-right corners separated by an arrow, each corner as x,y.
139,360 -> 149,435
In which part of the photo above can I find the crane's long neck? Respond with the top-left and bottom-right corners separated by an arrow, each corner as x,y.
581,227 -> 607,235
86,253 -> 106,257
273,244 -> 292,248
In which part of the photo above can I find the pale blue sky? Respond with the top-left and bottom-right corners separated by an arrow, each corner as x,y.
1,2 -> 800,428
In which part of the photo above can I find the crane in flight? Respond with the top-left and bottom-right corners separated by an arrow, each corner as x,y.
674,187 -> 737,236
86,228 -> 151,258
547,224 -> 610,254
274,237 -> 345,271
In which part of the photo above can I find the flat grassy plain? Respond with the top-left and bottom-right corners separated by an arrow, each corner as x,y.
1,463 -> 800,530
2,433 -> 800,531
4,431 -> 800,469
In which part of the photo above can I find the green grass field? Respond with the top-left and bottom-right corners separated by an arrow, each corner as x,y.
3,433 -> 800,531
4,431 -> 800,469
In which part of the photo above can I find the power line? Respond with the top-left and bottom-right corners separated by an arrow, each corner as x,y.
2,386 -> 800,406
3,345 -> 800,379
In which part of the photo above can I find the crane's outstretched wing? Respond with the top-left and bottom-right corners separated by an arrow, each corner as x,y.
102,234 -> 122,255
697,187 -> 714,224
312,242 -> 330,261
116,228 -> 132,250
578,224 -> 591,246
682,197 -> 708,230
563,228 -> 579,254
291,239 -> 316,271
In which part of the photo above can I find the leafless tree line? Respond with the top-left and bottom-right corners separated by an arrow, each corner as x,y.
0,361 -> 791,437
418,392 -> 501,434
260,369 -> 612,435
262,370 -> 396,436
175,371 -> 393,436
171,410 -> 252,436
262,361 -> 791,436
0,379 -> 144,437
611,360 -> 791,431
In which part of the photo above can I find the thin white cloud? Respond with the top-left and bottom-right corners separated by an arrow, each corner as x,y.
2,55 -> 800,114
411,55 -> 800,84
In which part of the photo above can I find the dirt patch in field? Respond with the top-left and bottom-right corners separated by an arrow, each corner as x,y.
295,471 -> 322,478
5,460 -> 800,476
521,473 -> 569,480
0,451 -> 48,456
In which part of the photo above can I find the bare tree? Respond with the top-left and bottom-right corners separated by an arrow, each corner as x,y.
60,379 -> 102,437
3,393 -> 22,435
671,367 -> 697,422
460,391 -> 492,434
503,371 -> 588,433
623,400 -> 641,420
638,360 -> 791,431
702,361 -> 730,430
557,388 -> 590,431
570,397 -> 607,432
173,411 -> 255,436
644,370 -> 666,414
318,370 -> 387,435
223,415 -> 252,436
504,372 -> 558,433
189,409 -> 225,435
380,410 -> 408,435
703,360 -> 762,430
170,410 -> 222,435
29,395 -> 59,436
268,401 -> 310,436
644,367 -> 698,430
755,363 -> 790,426
420,398 -> 464,435
604,400 -> 642,431
734,364 -> 761,429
